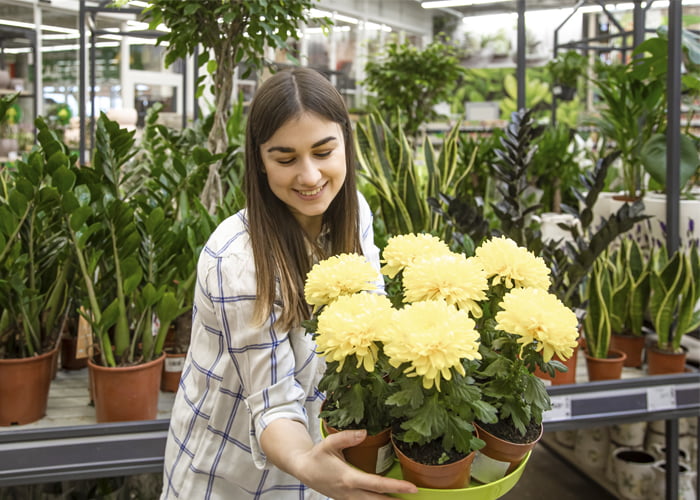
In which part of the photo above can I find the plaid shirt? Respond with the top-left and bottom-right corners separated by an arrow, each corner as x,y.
161,193 -> 381,499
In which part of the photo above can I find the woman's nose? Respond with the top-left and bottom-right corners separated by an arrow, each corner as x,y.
297,157 -> 322,186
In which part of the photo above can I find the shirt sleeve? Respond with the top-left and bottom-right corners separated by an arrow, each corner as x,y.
203,250 -> 311,469
358,191 -> 384,291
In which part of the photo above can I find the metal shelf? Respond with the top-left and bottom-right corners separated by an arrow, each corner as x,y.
0,372 -> 697,488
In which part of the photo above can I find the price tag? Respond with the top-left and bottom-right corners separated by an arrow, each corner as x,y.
543,396 -> 571,422
647,386 -> 676,411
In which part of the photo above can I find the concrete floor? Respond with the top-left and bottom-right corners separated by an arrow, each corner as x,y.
501,441 -> 618,500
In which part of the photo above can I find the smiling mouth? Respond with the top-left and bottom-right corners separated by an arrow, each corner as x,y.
296,184 -> 326,197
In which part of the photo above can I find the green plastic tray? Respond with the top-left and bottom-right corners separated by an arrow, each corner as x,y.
386,451 -> 531,500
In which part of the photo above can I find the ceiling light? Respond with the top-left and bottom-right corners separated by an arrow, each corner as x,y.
0,19 -> 79,35
422,0 -> 510,9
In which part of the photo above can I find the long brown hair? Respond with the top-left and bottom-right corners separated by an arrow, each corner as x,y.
245,67 -> 362,331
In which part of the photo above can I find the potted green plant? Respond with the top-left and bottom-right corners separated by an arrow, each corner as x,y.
36,113 -> 189,422
581,255 -> 628,381
607,238 -> 652,368
631,33 -> 700,248
0,95 -> 73,425
355,111 -> 471,244
546,50 -> 587,101
363,38 -> 466,140
646,242 -> 700,374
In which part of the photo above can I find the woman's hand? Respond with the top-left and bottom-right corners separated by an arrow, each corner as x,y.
261,420 -> 418,499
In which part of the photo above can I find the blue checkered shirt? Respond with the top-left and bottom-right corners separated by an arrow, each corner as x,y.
161,193 -> 381,499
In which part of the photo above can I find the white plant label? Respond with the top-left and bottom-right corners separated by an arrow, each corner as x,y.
375,442 -> 394,474
543,396 -> 571,422
646,386 -> 676,411
470,451 -> 510,483
165,356 -> 185,372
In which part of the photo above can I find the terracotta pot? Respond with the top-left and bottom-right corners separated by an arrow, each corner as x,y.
647,345 -> 687,375
60,334 -> 88,370
323,422 -> 393,475
0,346 -> 59,426
534,337 -> 581,385
585,348 -> 627,381
610,333 -> 645,368
391,435 -> 477,489
161,351 -> 186,392
88,353 -> 165,423
471,422 -> 543,483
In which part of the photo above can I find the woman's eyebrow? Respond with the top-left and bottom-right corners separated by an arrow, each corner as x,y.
266,136 -> 337,154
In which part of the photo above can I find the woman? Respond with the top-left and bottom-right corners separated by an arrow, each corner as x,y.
161,67 -> 417,499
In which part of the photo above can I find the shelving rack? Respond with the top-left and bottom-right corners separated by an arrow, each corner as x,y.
0,369 -> 697,499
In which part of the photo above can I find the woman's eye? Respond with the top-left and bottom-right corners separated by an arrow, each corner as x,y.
315,150 -> 332,158
277,157 -> 295,165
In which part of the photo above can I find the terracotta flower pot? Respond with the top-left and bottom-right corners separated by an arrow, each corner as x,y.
471,421 -> 543,483
161,351 -> 186,392
0,346 -> 59,426
88,353 -> 165,423
585,348 -> 627,381
60,334 -> 88,371
610,333 -> 645,368
323,421 -> 394,475
391,435 -> 477,489
646,345 -> 687,375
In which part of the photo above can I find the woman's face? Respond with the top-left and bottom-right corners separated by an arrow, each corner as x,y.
260,111 -> 347,239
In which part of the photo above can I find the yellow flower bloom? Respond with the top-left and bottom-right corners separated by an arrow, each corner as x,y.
384,300 -> 481,391
304,253 -> 379,311
381,233 -> 452,278
474,236 -> 551,290
315,292 -> 394,372
495,287 -> 580,362
402,253 -> 488,318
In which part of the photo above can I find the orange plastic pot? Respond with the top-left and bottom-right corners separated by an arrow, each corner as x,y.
161,351 -> 186,392
323,421 -> 394,475
88,353 -> 165,423
0,346 -> 58,426
585,348 -> 627,381
647,346 -> 687,375
471,421 -> 542,482
392,435 -> 478,489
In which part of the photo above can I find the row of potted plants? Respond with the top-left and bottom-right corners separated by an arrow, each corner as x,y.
583,237 -> 700,380
0,94 -> 242,425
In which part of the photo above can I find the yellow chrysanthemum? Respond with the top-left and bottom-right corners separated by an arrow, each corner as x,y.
384,300 -> 481,391
402,253 -> 488,318
380,233 -> 452,278
495,287 -> 580,362
304,253 -> 379,311
315,292 -> 394,372
474,236 -> 551,290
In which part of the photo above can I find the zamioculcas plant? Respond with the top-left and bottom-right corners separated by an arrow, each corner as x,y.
40,113 -> 184,367
648,243 -> 700,353
0,94 -> 72,359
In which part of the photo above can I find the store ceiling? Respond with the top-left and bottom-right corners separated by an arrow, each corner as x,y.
0,0 -> 640,50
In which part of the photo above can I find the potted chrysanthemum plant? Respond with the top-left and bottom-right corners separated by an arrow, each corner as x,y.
380,234 -> 579,485
303,253 -> 396,475
468,236 -> 580,482
378,234 -> 498,488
